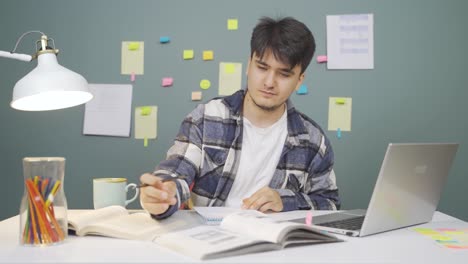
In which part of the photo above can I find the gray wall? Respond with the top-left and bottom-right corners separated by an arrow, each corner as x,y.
1,0 -> 467,221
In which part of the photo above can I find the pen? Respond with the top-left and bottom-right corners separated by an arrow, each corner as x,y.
137,175 -> 188,188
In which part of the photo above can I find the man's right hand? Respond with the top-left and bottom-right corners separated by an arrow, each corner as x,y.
139,173 -> 178,215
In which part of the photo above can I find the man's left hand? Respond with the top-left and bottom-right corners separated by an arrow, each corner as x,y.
241,186 -> 283,212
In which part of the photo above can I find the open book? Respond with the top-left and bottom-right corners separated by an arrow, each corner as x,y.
67,205 -> 202,241
154,210 -> 343,260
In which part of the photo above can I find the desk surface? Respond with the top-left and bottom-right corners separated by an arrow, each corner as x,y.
1,210 -> 467,263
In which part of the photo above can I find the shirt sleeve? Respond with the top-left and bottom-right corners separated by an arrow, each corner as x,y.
149,105 -> 204,219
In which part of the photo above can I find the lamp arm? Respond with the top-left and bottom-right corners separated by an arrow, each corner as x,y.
0,50 -> 32,62
0,30 -> 46,62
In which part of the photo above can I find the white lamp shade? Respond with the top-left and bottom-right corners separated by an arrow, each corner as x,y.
10,53 -> 93,111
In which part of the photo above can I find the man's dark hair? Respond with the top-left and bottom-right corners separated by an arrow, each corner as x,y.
250,16 -> 316,74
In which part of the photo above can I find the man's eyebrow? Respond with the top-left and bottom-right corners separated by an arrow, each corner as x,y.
279,68 -> 294,75
255,59 -> 268,66
255,59 -> 295,74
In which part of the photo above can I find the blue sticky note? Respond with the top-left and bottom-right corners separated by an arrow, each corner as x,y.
337,128 -> 342,139
159,36 -> 170,43
296,84 -> 308,95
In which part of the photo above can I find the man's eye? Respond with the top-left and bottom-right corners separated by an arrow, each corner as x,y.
257,65 -> 267,70
280,73 -> 291,77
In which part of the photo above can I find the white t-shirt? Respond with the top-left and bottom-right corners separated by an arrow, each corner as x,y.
224,110 -> 288,207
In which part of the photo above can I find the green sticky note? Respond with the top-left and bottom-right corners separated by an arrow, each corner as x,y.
140,106 -> 152,116
335,98 -> 346,104
128,42 -> 140,51
200,79 -> 211,90
227,19 -> 238,30
183,50 -> 194,60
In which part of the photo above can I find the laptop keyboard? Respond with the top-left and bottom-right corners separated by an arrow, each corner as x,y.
316,215 -> 365,231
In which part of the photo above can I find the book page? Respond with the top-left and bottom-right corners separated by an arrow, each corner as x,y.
220,211 -> 336,244
74,209 -> 203,241
220,211 -> 288,243
154,225 -> 278,260
68,206 -> 128,232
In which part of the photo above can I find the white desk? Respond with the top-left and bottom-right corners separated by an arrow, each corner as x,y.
1,210 -> 467,263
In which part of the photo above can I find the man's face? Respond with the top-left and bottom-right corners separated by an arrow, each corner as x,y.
246,50 -> 304,112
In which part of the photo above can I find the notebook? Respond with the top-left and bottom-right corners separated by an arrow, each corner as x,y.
193,207 -> 264,225
291,143 -> 458,237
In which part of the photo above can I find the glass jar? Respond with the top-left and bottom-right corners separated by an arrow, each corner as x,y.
19,157 -> 68,246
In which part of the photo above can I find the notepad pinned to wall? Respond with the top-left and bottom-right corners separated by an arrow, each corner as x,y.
135,106 -> 158,146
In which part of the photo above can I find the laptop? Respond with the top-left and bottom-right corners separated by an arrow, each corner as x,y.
293,143 -> 458,237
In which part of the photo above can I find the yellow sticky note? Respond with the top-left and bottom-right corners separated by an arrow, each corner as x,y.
203,50 -> 214,61
328,97 -> 352,131
335,98 -> 346,104
219,62 -> 242,96
121,41 -> 144,75
413,228 -> 440,235
192,91 -> 202,101
183,50 -> 194,60
144,138 -> 148,147
227,19 -> 238,30
225,63 -> 236,74
200,79 -> 211,90
128,42 -> 140,50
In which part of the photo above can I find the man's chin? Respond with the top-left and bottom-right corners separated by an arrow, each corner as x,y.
256,103 -> 280,112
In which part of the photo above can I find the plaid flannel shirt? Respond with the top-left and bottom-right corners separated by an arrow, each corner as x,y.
152,89 -> 340,219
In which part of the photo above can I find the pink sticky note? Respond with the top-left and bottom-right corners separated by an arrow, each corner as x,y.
131,72 -> 136,82
162,77 -> 173,87
305,211 -> 313,226
316,55 -> 328,63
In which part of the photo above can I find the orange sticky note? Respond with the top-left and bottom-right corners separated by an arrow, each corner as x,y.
191,91 -> 202,101
203,50 -> 214,61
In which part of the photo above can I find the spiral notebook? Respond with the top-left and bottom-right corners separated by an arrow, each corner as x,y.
193,207 -> 263,225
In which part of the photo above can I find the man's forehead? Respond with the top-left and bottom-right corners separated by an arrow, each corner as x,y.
254,51 -> 290,67
253,51 -> 299,72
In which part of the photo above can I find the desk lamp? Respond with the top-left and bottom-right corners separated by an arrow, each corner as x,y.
0,31 -> 93,111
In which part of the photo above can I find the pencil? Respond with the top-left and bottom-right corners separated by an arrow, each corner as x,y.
137,175 -> 188,188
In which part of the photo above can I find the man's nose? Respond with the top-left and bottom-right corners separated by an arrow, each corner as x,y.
264,71 -> 275,88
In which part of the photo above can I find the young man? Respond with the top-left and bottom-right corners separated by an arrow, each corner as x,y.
140,16 -> 340,219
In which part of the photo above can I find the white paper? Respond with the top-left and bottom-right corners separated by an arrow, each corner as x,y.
327,14 -> 374,69
83,84 -> 133,137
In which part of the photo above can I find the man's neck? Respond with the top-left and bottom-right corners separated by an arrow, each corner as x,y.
242,96 -> 286,128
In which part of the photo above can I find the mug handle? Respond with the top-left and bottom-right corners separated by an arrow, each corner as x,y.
125,183 -> 139,206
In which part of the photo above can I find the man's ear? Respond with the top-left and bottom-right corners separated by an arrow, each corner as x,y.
295,73 -> 305,91
246,57 -> 251,76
